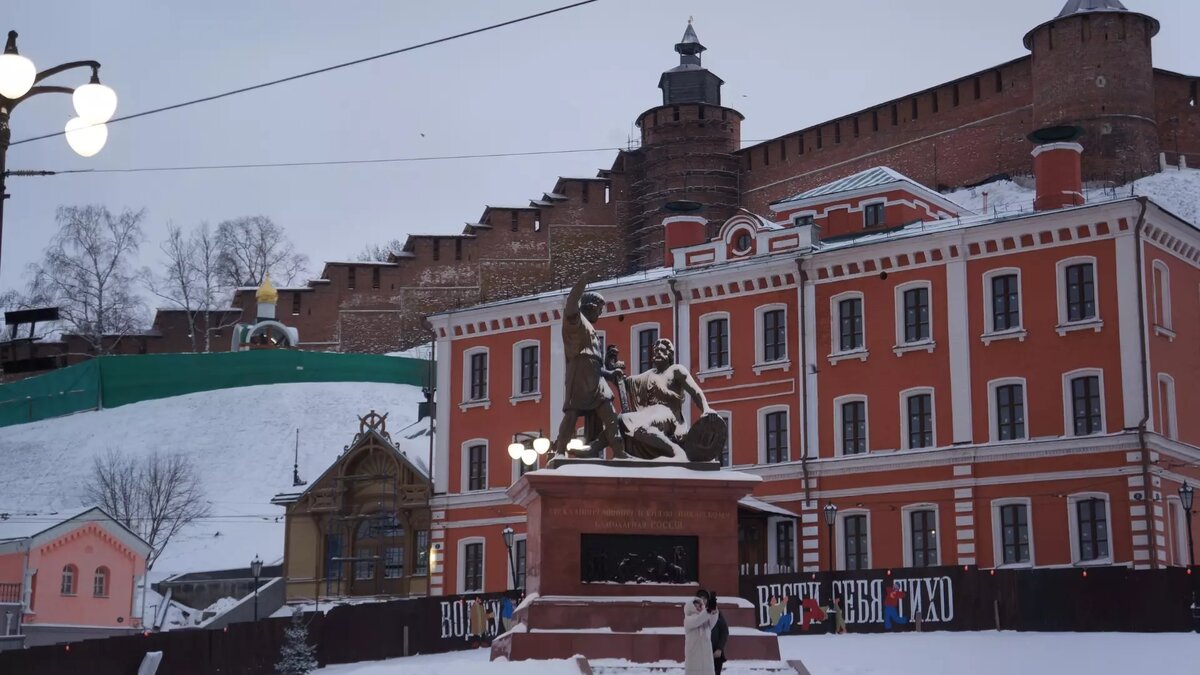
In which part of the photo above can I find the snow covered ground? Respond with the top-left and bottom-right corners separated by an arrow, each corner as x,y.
316,632 -> 1200,675
945,165 -> 1200,225
0,381 -> 426,576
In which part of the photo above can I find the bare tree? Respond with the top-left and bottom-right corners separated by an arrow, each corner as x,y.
83,449 -> 211,570
0,287 -> 58,340
27,205 -> 147,354
214,216 -> 309,289
356,238 -> 405,262
144,222 -> 241,352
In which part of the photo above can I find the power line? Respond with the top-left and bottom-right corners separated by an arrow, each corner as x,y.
8,0 -> 601,147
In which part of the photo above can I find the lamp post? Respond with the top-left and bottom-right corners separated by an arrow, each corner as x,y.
1181,482 -> 1195,567
0,31 -> 118,275
823,503 -> 838,572
508,432 -> 550,472
250,555 -> 263,622
501,526 -> 518,591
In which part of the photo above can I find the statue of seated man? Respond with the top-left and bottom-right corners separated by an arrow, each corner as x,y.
617,338 -> 724,461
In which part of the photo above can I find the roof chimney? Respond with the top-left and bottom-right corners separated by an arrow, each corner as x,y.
1028,126 -> 1085,212
663,215 -> 708,268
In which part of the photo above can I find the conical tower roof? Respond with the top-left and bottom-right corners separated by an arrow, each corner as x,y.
256,274 -> 278,304
1024,0 -> 1158,48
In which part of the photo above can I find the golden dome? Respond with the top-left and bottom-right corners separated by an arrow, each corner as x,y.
256,274 -> 278,304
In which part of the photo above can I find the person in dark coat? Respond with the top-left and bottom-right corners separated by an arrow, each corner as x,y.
709,593 -> 729,675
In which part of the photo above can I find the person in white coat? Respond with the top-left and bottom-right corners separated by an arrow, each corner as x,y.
683,594 -> 718,675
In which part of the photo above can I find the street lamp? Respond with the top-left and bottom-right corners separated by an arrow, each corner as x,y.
823,503 -> 838,572
1181,482 -> 1195,567
510,432 -> 550,470
250,555 -> 263,622
0,30 -> 117,274
502,526 -> 519,590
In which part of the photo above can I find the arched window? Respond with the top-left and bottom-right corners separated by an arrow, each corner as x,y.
354,514 -> 407,582
93,566 -> 110,597
60,565 -> 77,595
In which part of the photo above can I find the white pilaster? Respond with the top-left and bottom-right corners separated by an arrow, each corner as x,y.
1115,231 -> 1146,430
803,279 -> 819,457
946,256 -> 973,443
434,334 -> 453,495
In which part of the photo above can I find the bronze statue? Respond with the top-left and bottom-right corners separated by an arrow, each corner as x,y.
554,274 -> 627,458
617,338 -> 726,462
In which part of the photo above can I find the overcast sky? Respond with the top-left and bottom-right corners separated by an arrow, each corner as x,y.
2,0 -> 1196,296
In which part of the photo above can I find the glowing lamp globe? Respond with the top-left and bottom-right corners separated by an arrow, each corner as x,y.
64,117 -> 108,157
0,52 -> 36,99
72,82 -> 118,123
507,442 -> 524,460
566,438 -> 587,453
533,437 -> 551,455
520,447 -> 537,466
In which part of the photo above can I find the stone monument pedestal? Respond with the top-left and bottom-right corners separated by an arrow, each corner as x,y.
490,461 -> 781,663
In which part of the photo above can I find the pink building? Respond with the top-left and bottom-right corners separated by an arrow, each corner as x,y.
0,507 -> 151,649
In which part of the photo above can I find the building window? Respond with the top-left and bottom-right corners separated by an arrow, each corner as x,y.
864,203 -> 885,228
776,521 -> 795,570
994,382 -> 1025,441
1076,497 -> 1109,562
764,410 -> 788,463
324,533 -> 343,592
1070,374 -> 1102,435
355,547 -> 375,581
906,392 -> 933,449
973,76 -> 982,99
582,182 -> 590,203
952,83 -> 960,106
347,267 -> 356,289
371,267 -> 380,290
838,297 -> 864,351
61,565 -> 77,595
909,510 -> 937,567
1152,261 -> 1172,330
872,110 -> 879,131
853,117 -> 860,138
999,504 -> 1030,564
844,515 -> 868,570
841,400 -> 867,455
469,351 -> 488,401
432,239 -> 440,261
990,273 -> 1021,331
415,530 -> 430,575
902,286 -> 930,343
455,238 -> 463,260
1158,374 -> 1178,439
464,542 -> 484,593
291,292 -> 301,316
707,317 -> 729,370
637,326 -> 659,374
93,566 -> 109,597
1064,262 -> 1096,322
761,309 -> 786,363
995,70 -> 1003,93
519,344 -> 539,394
763,144 -> 770,165
779,138 -> 786,161
834,122 -> 841,144
467,444 -> 487,491
797,132 -> 805,154
511,211 -> 519,232
794,214 -> 815,227
890,104 -> 898,126
384,546 -> 404,579
910,97 -> 919,120
515,538 -> 527,590
816,128 -> 823,149
931,90 -> 939,113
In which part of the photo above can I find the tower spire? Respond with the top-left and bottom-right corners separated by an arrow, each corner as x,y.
658,19 -> 722,106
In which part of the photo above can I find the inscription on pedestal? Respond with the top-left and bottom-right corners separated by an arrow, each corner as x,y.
548,505 -> 725,531
581,533 -> 699,584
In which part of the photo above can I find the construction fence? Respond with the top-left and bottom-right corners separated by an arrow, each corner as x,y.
0,350 -> 432,428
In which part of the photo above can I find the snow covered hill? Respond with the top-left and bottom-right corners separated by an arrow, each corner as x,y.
0,382 -> 426,576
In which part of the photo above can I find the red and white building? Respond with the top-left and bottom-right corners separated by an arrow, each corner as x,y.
425,144 -> 1199,597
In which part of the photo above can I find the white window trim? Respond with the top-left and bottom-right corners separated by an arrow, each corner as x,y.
630,322 -> 661,374
1061,368 -> 1107,437
1157,373 -> 1178,440
835,509 -> 872,571
1066,492 -> 1114,566
900,503 -> 941,568
1166,496 -> 1188,567
461,346 -> 491,410
861,198 -> 887,229
828,291 -> 868,364
767,516 -> 798,573
1055,256 -> 1104,335
715,410 -> 733,467
698,311 -> 733,377
457,536 -> 487,595
754,303 -> 791,372
981,267 -> 1026,344
987,377 -> 1029,443
729,226 -> 756,256
460,438 -> 489,493
893,280 -> 935,354
1151,260 -> 1174,338
899,386 -> 937,450
510,339 -> 542,404
833,394 -> 870,456
990,497 -> 1036,568
757,404 -> 792,465
506,533 -> 528,590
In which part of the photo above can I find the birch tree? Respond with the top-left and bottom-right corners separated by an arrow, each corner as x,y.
214,216 -> 309,288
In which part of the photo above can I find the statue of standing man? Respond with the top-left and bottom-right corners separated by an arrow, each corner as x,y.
555,273 -> 627,458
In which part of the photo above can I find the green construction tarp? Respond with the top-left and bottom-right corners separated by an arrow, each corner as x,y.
0,351 -> 431,428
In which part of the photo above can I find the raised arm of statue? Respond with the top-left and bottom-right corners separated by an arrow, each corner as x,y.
677,366 -> 714,416
564,276 -> 588,320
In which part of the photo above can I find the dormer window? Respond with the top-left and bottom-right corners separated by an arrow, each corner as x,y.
864,203 -> 885,228
794,215 -> 815,227
734,231 -> 752,253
